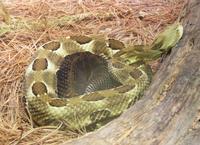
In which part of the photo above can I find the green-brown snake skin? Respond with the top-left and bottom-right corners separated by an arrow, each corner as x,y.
24,23 -> 183,130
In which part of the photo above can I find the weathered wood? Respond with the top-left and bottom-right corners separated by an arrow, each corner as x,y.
62,0 -> 200,144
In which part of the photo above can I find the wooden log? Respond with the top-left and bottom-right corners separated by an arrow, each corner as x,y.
62,0 -> 200,144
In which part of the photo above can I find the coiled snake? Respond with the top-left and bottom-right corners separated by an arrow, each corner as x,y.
24,23 -> 183,131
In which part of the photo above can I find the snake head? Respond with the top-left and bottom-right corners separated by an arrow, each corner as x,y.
113,23 -> 183,64
151,22 -> 183,52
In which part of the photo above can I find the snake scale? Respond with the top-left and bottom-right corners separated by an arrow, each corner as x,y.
24,23 -> 183,131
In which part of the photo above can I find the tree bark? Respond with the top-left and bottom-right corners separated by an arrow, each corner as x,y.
62,0 -> 200,144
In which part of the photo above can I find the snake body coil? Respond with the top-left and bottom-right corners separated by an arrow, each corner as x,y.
24,23 -> 183,130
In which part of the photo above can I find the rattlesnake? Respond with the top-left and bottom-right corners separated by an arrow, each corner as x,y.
24,23 -> 183,131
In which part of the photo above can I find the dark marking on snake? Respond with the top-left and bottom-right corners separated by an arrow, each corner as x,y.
112,61 -> 125,69
129,69 -> 143,79
32,58 -> 48,71
70,35 -> 92,44
49,98 -> 67,107
90,109 -> 111,122
82,93 -> 106,101
32,82 -> 48,96
43,41 -> 60,51
108,39 -> 125,50
116,85 -> 135,93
